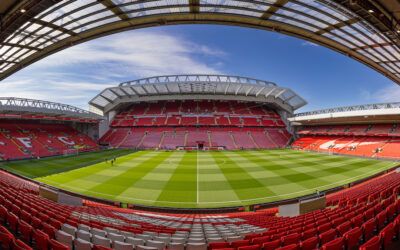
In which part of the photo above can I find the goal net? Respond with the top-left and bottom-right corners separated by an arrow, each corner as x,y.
63,148 -> 79,156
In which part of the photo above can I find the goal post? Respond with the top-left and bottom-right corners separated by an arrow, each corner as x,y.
63,148 -> 79,156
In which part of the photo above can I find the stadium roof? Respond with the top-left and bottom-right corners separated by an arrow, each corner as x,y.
288,102 -> 400,125
0,97 -> 103,121
1,0 -> 400,86
89,74 -> 307,115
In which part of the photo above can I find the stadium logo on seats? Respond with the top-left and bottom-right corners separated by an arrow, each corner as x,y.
58,137 -> 75,145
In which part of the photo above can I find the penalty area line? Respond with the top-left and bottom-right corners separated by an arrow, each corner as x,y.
197,151 -> 199,204
34,161 -> 396,205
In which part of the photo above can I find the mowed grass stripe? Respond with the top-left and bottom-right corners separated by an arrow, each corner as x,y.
37,151 -> 154,194
279,153 -> 386,179
31,149 -> 399,208
156,151 -> 197,203
246,151 -> 375,188
86,151 -> 173,196
247,150 -> 366,181
38,150 -> 151,186
1,149 -> 133,178
210,151 -> 275,200
246,150 -> 397,194
241,151 -> 331,190
226,151 -> 309,193
115,151 -> 186,203
198,151 -> 240,205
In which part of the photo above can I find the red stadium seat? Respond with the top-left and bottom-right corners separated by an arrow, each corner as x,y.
299,236 -> 318,250
33,229 -> 49,250
318,223 -> 332,234
31,216 -> 42,229
251,236 -> 270,246
321,237 -> 344,250
11,204 -> 20,216
379,223 -> 395,248
13,239 -> 33,250
0,205 -> 7,223
302,223 -> 315,231
18,220 -> 33,243
244,234 -> 260,240
359,236 -> 380,250
209,242 -> 230,250
302,228 -> 317,240
364,208 -> 375,221
49,239 -> 70,250
277,244 -> 298,250
262,239 -> 281,250
0,226 -> 14,250
336,221 -> 352,236
271,232 -> 285,241
93,245 -> 113,250
238,245 -> 260,250
49,219 -> 62,230
42,223 -> 57,239
375,203 -> 384,214
6,211 -> 18,234
331,217 -> 345,228
281,233 -> 299,246
376,210 -> 387,230
350,214 -> 364,228
319,229 -> 337,245
386,204 -> 395,221
317,219 -> 330,226
20,210 -> 31,223
362,218 -> 377,241
29,208 -> 38,218
231,240 -> 250,249
38,213 -> 50,223
343,227 -> 362,249
4,200 -> 12,210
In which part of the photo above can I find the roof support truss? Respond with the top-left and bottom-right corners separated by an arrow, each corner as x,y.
315,18 -> 359,35
119,87 -> 131,97
29,18 -> 76,36
99,94 -> 114,104
1,0 -> 400,88
189,0 -> 200,13
89,75 -> 307,114
261,0 -> 289,20
98,0 -> 129,21
2,42 -> 41,51
129,86 -> 140,96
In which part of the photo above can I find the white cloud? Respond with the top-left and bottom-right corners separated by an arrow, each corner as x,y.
301,41 -> 319,47
1,30 -> 226,109
359,88 -> 372,101
358,84 -> 400,104
374,84 -> 400,102
28,31 -> 224,76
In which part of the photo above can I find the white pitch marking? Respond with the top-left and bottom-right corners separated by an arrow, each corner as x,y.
36,159 -> 398,205
197,150 -> 199,204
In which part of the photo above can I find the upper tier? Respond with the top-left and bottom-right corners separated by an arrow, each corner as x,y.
110,101 -> 286,128
90,75 -> 306,116
297,124 -> 400,137
0,120 -> 98,160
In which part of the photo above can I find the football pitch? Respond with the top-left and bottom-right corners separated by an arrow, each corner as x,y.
3,149 -> 394,208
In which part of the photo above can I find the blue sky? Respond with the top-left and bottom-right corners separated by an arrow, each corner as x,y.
2,25 -> 399,112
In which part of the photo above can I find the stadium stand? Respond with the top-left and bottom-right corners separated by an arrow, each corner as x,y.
101,101 -> 290,150
3,167 -> 400,249
293,124 -> 400,159
0,120 -> 98,160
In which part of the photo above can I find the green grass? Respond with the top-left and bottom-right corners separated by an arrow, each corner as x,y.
13,149 -> 397,208
0,149 -> 133,178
